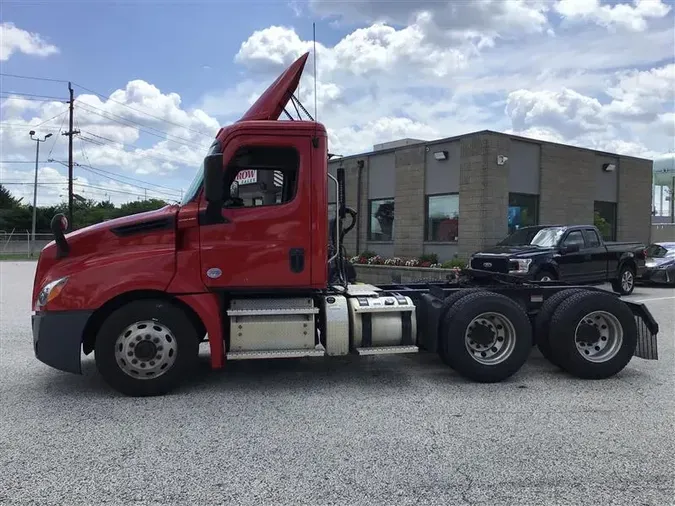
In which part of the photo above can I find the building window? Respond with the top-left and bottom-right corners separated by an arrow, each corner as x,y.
508,193 -> 539,234
368,198 -> 394,241
594,201 -> 617,241
425,193 -> 459,242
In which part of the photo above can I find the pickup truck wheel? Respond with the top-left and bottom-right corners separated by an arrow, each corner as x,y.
534,288 -> 587,368
94,299 -> 199,397
440,292 -> 532,382
548,291 -> 637,379
611,264 -> 635,295
534,271 -> 556,282
437,289 -> 485,366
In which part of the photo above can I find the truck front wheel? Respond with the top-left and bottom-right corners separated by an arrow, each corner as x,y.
440,292 -> 532,383
94,299 -> 199,397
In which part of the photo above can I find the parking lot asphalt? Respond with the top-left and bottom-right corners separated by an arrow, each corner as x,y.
1,261 -> 673,506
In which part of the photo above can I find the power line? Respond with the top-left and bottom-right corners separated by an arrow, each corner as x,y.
0,72 -> 69,84
75,101 -> 208,150
0,91 -> 68,101
0,180 -> 167,200
0,95 -> 68,104
76,164 -> 181,200
78,129 -> 196,166
71,82 -> 212,138
49,157 -> 183,197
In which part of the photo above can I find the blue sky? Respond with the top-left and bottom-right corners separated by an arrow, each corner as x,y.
1,0 -> 673,207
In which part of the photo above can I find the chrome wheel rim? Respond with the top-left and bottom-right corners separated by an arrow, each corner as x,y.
621,270 -> 633,292
574,311 -> 623,363
114,320 -> 178,379
540,275 -> 552,281
464,312 -> 517,365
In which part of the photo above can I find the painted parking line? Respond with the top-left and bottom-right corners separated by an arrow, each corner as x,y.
632,295 -> 675,303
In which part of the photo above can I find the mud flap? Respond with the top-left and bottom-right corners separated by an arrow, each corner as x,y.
634,315 -> 659,360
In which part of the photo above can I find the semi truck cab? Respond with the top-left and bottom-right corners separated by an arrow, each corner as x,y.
31,53 -> 660,397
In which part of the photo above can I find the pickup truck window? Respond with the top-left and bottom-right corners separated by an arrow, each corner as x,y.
530,227 -> 566,247
499,226 -> 565,247
563,230 -> 585,248
583,229 -> 601,247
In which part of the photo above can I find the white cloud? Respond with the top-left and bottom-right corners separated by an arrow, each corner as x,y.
1,79 -> 222,206
504,63 -> 675,157
0,22 -> 59,61
555,0 -> 672,32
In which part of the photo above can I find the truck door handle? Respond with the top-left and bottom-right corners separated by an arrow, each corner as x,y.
289,248 -> 305,273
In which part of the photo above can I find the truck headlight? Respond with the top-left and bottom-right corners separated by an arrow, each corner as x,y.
37,276 -> 68,308
508,259 -> 532,274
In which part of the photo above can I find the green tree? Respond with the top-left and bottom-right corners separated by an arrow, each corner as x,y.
0,184 -> 21,209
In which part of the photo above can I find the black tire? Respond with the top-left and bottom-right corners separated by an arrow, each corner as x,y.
533,288 -> 587,368
94,298 -> 199,397
611,263 -> 635,295
437,288 -> 485,366
439,291 -> 533,383
548,291 -> 637,379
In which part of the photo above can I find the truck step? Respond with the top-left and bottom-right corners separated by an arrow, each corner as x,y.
355,345 -> 419,356
226,348 -> 326,360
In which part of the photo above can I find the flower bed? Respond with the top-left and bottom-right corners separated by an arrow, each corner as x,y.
349,252 -> 467,285
349,252 -> 467,270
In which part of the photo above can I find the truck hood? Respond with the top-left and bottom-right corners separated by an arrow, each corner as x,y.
61,204 -> 179,253
34,205 -> 179,303
474,245 -> 553,258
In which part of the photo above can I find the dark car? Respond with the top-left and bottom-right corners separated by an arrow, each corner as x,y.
640,242 -> 675,286
469,225 -> 647,295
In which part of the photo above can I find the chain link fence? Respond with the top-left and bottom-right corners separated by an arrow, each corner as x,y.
0,230 -> 53,258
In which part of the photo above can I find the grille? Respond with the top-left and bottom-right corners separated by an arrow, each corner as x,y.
470,257 -> 509,273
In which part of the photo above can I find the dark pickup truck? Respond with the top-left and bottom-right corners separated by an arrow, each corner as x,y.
469,224 -> 647,295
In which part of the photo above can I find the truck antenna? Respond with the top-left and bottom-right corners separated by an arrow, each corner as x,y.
313,22 -> 318,125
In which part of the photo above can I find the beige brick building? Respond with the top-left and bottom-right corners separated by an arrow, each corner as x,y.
327,130 -> 654,262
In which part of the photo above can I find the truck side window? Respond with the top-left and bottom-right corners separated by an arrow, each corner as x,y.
583,229 -> 601,247
227,146 -> 299,208
562,230 -> 585,248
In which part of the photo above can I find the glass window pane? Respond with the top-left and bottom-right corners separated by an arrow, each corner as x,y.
369,199 -> 395,241
563,230 -> 585,247
508,193 -> 539,234
426,194 -> 459,242
594,201 -> 617,241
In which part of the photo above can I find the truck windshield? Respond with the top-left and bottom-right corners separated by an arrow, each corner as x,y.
499,226 -> 566,247
181,139 -> 222,205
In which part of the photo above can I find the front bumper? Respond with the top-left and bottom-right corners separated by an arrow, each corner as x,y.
639,267 -> 674,285
32,310 -> 93,374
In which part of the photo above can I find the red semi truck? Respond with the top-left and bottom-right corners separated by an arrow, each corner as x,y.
31,53 -> 660,396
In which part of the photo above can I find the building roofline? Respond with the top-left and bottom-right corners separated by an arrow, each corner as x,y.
328,129 -> 654,164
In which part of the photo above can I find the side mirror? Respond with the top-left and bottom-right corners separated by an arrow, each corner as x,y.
561,243 -> 580,254
204,153 -> 224,205
203,153 -> 225,224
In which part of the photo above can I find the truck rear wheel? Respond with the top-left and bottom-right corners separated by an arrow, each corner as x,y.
548,291 -> 637,379
437,288 -> 484,366
534,288 -> 587,368
440,292 -> 532,383
94,299 -> 199,397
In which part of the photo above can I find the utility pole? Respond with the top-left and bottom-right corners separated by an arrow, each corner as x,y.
62,82 -> 79,231
29,131 -> 52,257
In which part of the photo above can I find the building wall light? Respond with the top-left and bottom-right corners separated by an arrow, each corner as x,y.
434,151 -> 448,161
602,163 -> 616,172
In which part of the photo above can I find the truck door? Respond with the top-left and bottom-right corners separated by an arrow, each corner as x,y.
198,133 -> 313,290
557,229 -> 591,282
581,228 -> 607,280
